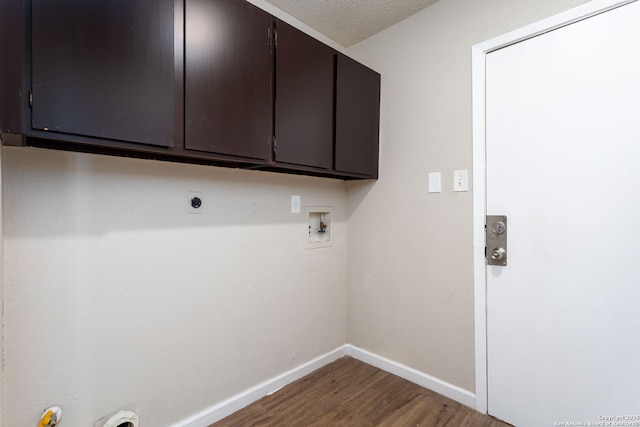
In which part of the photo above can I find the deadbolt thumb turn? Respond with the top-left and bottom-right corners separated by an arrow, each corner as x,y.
486,215 -> 507,266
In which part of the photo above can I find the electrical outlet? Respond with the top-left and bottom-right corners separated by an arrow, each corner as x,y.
188,191 -> 203,214
453,170 -> 468,192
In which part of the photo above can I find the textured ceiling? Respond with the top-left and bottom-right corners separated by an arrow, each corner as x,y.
263,0 -> 440,47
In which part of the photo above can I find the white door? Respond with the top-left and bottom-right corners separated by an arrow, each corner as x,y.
486,2 -> 640,426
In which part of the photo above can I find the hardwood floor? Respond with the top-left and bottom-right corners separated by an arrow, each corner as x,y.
210,356 -> 511,426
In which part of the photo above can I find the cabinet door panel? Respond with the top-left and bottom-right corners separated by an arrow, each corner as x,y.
335,54 -> 380,177
31,0 -> 175,147
275,21 -> 334,169
185,0 -> 272,160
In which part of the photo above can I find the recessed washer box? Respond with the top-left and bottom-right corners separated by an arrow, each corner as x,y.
305,207 -> 332,249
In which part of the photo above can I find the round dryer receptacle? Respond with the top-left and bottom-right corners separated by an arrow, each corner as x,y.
101,410 -> 139,427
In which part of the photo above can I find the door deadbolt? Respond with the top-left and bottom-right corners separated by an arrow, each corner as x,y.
491,221 -> 506,235
486,215 -> 507,266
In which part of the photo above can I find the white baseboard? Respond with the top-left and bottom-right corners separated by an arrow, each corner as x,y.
171,346 -> 348,427
172,344 -> 476,426
345,345 -> 476,409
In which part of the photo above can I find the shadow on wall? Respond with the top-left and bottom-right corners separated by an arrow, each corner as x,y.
345,179 -> 377,220
2,146 -> 349,238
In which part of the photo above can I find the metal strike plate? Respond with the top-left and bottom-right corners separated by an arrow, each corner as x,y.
486,215 -> 507,266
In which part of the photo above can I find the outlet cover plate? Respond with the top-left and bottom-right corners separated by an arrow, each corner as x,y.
453,170 -> 469,192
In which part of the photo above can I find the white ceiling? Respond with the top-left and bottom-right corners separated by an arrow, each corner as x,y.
263,0 -> 441,47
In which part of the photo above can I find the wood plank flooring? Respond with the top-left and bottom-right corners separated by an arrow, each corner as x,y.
210,356 -> 511,427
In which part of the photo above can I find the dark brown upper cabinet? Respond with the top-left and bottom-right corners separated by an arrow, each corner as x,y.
184,0 -> 272,161
273,20 -> 335,170
335,54 -> 381,178
31,0 -> 176,147
1,0 -> 380,180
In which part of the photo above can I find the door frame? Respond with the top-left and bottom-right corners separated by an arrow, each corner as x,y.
471,0 -> 635,413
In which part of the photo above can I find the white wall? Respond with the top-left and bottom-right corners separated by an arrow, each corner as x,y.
2,147 -> 347,426
345,0 -> 592,393
1,5 -> 349,426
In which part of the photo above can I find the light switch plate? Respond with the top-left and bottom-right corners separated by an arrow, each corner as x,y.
291,195 -> 301,214
428,172 -> 441,193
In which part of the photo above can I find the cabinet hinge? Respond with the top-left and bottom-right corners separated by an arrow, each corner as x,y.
272,135 -> 277,153
29,90 -> 33,108
274,27 -> 278,49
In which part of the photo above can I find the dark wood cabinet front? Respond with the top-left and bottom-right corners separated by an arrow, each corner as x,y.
4,0 -> 380,180
184,0 -> 272,161
274,20 -> 335,170
335,54 -> 381,178
31,0 -> 176,147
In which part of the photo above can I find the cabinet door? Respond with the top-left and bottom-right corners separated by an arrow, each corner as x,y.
274,21 -> 334,169
335,54 -> 380,178
31,0 -> 175,147
185,0 -> 272,160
